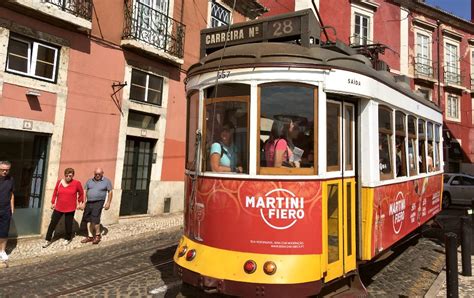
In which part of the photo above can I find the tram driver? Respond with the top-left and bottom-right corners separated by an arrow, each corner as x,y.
210,123 -> 243,173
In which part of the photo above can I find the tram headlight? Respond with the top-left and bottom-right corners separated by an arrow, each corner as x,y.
186,249 -> 196,261
178,245 -> 187,258
243,260 -> 257,274
263,261 -> 277,275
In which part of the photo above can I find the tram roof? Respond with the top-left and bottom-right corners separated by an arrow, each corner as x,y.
187,42 -> 441,112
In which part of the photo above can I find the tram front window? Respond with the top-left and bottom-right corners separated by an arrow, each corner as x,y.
186,91 -> 199,171
203,84 -> 249,174
259,84 -> 317,175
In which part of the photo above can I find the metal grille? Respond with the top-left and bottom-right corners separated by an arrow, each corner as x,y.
44,0 -> 93,21
414,56 -> 433,78
444,64 -> 461,85
123,0 -> 185,59
211,1 -> 230,28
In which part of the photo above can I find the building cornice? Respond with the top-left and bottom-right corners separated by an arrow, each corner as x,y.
442,28 -> 464,41
390,0 -> 474,34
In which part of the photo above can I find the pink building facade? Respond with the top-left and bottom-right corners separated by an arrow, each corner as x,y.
0,0 -> 264,237
261,0 -> 474,174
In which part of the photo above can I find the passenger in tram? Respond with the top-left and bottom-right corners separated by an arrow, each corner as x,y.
210,123 -> 243,173
379,136 -> 392,175
427,144 -> 434,172
264,120 -> 299,168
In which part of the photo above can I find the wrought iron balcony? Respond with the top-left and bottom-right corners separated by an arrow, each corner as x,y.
444,65 -> 461,85
414,56 -> 433,78
122,1 -> 186,60
43,0 -> 92,21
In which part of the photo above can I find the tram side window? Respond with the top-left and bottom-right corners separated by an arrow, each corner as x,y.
203,84 -> 250,174
427,122 -> 434,172
186,91 -> 199,170
418,119 -> 427,173
395,111 -> 407,177
379,106 -> 393,180
259,83 -> 316,175
434,124 -> 441,170
327,102 -> 341,172
407,115 -> 417,176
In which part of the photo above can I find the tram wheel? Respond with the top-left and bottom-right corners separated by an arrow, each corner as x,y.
442,192 -> 450,209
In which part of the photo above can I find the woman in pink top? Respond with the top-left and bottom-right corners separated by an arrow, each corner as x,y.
264,120 -> 292,167
43,168 -> 84,247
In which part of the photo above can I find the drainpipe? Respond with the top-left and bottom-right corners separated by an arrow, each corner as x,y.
437,19 -> 441,107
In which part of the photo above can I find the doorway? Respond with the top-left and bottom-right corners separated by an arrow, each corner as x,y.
0,129 -> 49,236
120,137 -> 154,216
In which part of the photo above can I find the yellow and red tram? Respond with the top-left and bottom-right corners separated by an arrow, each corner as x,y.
174,10 -> 443,297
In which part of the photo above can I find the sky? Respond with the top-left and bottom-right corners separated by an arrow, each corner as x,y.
425,0 -> 471,21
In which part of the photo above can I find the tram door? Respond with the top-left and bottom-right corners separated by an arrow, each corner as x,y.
324,100 -> 357,282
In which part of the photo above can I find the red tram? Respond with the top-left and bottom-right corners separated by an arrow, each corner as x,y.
174,10 -> 443,296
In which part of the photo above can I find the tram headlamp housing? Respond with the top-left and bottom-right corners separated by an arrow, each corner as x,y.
178,245 -> 187,258
263,261 -> 277,275
186,249 -> 196,261
243,260 -> 257,274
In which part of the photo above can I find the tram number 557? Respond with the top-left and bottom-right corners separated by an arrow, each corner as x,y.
217,70 -> 230,79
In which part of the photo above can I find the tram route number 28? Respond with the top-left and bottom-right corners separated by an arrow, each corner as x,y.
269,17 -> 299,37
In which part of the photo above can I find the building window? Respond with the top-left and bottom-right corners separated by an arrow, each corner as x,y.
416,86 -> 431,101
415,32 -> 432,77
6,35 -> 59,82
445,42 -> 460,84
446,94 -> 460,121
210,1 -> 230,28
127,110 -> 159,130
354,13 -> 370,45
130,69 -> 163,106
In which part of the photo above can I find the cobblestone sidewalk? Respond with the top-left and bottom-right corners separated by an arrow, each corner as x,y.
1,212 -> 183,267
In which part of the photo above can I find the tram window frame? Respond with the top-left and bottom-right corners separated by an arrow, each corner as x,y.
407,115 -> 418,176
427,122 -> 434,172
395,111 -> 407,178
185,91 -> 199,171
327,101 -> 341,172
257,83 -> 318,175
418,119 -> 427,174
202,83 -> 250,174
378,106 -> 393,181
434,124 -> 441,171
344,103 -> 355,172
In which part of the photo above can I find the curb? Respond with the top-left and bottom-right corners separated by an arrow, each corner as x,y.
424,267 -> 446,297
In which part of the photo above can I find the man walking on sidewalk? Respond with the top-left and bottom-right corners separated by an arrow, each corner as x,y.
0,161 -> 14,262
81,168 -> 112,245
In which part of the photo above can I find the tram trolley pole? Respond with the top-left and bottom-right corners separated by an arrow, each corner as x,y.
445,232 -> 459,298
461,217 -> 472,276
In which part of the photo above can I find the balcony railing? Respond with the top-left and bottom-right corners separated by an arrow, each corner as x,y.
414,56 -> 434,78
44,0 -> 92,21
123,1 -> 185,59
444,65 -> 461,85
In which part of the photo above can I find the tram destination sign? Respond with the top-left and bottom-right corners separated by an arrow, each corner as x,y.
200,9 -> 320,58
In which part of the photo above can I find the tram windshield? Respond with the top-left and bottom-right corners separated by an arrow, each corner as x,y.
203,84 -> 250,174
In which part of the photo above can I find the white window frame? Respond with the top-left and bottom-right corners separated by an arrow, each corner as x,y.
444,37 -> 460,84
208,0 -> 231,28
414,28 -> 432,76
470,46 -> 474,88
130,68 -> 164,106
446,93 -> 460,122
351,4 -> 375,46
6,36 -> 59,83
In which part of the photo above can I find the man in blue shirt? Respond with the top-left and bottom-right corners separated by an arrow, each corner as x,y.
80,168 -> 112,245
0,161 -> 14,262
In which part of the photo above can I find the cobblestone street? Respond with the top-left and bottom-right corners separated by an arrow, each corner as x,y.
0,229 -> 182,297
